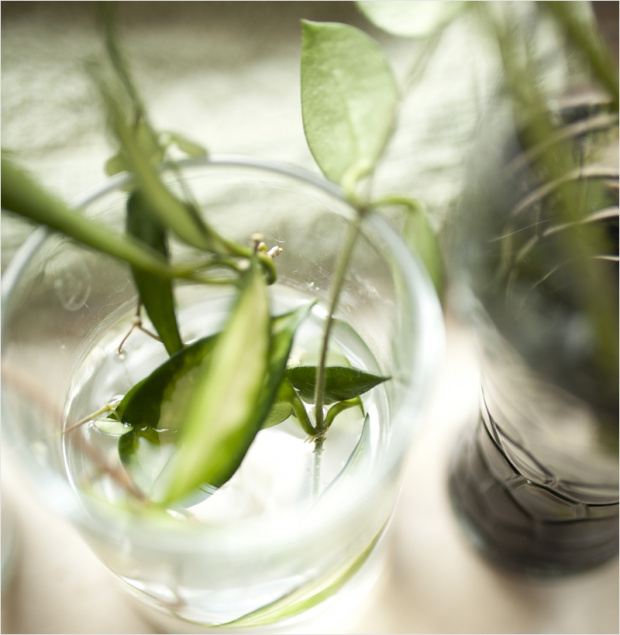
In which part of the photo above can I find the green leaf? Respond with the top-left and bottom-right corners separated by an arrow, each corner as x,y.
116,304 -> 316,430
116,335 -> 218,429
96,77 -> 223,254
254,301 -> 317,424
285,365 -> 389,405
0,155 -> 183,280
126,190 -> 183,355
160,290 -> 316,504
165,132 -> 208,158
104,153 -> 128,178
105,121 -> 166,177
356,1 -> 466,38
265,378 -> 316,436
161,260 -> 269,503
115,301 -> 315,502
118,427 -> 181,501
94,417 -> 132,436
261,399 -> 294,430
401,198 -> 444,299
300,21 -> 398,189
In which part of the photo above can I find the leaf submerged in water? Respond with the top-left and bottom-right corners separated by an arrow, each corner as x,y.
285,365 -> 389,404
116,290 -> 316,503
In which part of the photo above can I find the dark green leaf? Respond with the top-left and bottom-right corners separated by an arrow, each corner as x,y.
116,304 -> 316,431
118,427 -> 180,501
115,300 -> 315,502
116,334 -> 218,429
285,365 -> 389,404
261,399 -> 294,430
263,378 -> 316,436
126,190 -> 183,355
254,301 -> 317,423
301,21 -> 398,189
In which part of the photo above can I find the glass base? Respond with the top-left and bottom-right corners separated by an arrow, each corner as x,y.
124,537 -> 387,634
448,419 -> 619,576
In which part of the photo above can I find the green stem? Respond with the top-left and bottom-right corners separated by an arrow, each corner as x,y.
284,380 -> 316,437
312,436 -> 325,499
62,402 -> 118,435
311,213 -> 363,497
312,213 -> 362,434
368,194 -> 422,214
323,398 -> 362,431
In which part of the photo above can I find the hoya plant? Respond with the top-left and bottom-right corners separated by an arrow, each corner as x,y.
1,3 -> 445,508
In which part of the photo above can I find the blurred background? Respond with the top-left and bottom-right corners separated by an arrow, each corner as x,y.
2,2 -> 618,633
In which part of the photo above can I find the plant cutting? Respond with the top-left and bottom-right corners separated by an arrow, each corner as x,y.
1,4 -> 444,631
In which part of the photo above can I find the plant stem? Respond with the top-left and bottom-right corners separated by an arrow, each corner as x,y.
324,398 -> 362,431
312,436 -> 324,499
62,402 -> 118,435
312,213 -> 362,432
311,211 -> 362,493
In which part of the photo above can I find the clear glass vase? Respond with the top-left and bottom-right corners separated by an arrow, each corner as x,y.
448,92 -> 619,575
1,155 -> 443,632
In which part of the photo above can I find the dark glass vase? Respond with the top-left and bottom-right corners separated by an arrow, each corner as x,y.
448,91 -> 619,575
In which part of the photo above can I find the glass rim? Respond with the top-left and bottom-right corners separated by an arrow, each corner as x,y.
1,154 -> 444,554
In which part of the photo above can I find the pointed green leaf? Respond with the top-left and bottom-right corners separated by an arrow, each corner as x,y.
1,155 -> 181,280
162,260 -> 269,503
115,301 -> 315,501
285,365 -> 389,405
263,378 -> 316,436
98,82 -> 220,253
115,334 -> 218,428
118,427 -> 180,501
261,399 -> 294,430
126,190 -> 183,355
356,1 -> 466,38
96,5 -> 216,252
254,301 -> 317,421
301,21 -> 398,188
401,199 -> 444,299
94,417 -> 132,436
115,305 -> 315,431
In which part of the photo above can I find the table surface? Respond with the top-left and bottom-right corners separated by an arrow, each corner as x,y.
2,3 -> 618,634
